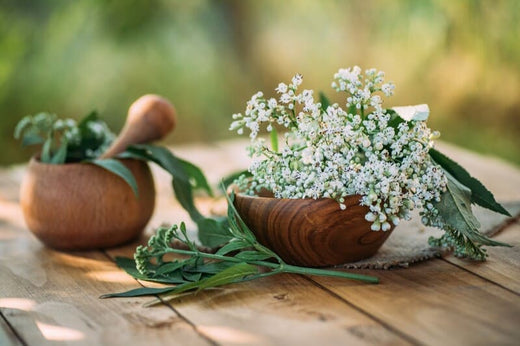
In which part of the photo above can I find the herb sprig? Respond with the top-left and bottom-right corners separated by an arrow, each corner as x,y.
101,190 -> 379,304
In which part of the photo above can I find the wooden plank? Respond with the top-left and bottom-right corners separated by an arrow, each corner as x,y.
0,205 -> 211,346
0,313 -> 22,346
309,259 -> 520,345
443,221 -> 520,294
106,245 -> 412,346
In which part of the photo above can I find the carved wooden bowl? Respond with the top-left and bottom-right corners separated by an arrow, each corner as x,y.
20,157 -> 155,250
233,191 -> 395,267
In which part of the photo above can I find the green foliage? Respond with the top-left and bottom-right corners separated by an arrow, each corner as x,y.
121,144 -> 227,246
196,217 -> 233,248
425,148 -> 512,259
14,111 -> 114,164
429,148 -> 510,216
90,159 -> 139,197
102,191 -> 379,304
14,113 -> 217,218
219,170 -> 253,193
319,91 -> 330,111
428,172 -> 511,260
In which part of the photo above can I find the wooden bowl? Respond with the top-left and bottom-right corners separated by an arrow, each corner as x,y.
20,157 -> 155,250
233,191 -> 394,267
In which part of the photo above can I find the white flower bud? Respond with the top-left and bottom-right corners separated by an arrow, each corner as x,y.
365,212 -> 377,222
381,222 -> 391,231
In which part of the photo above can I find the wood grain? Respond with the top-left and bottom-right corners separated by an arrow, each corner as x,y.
20,158 -> 155,250
309,259 -> 520,345
107,244 -> 410,346
2,139 -> 520,346
0,313 -> 22,346
444,221 -> 520,294
234,192 -> 394,267
0,205 -> 209,346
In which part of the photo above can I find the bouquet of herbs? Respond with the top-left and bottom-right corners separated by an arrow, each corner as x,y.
230,66 -> 510,260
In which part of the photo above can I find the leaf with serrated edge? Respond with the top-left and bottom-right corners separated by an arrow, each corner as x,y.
434,172 -> 509,247
430,148 -> 510,216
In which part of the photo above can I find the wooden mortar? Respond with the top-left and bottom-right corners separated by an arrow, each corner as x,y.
20,157 -> 155,250
233,191 -> 395,267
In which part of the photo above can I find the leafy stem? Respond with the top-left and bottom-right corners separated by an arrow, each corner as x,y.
102,190 -> 379,303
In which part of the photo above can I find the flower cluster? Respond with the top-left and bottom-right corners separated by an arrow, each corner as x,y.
230,66 -> 447,231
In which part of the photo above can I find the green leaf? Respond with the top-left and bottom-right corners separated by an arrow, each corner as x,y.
50,138 -> 68,164
41,138 -> 53,163
430,148 -> 510,216
177,158 -> 213,196
216,239 -> 251,256
184,261 -> 236,274
124,144 -> 204,221
196,217 -> 233,248
319,91 -> 330,111
100,286 -> 177,299
194,262 -> 259,291
386,108 -> 405,128
14,116 -> 31,139
219,170 -> 252,193
235,251 -> 274,261
116,257 -> 187,284
225,190 -> 256,242
142,262 -> 259,306
172,177 -> 204,221
115,257 -> 150,280
182,271 -> 202,282
21,132 -> 44,146
164,262 -> 258,298
434,173 -> 509,248
155,261 -> 185,276
78,110 -> 99,129
270,127 -> 279,153
90,159 -> 139,197
129,144 -> 190,181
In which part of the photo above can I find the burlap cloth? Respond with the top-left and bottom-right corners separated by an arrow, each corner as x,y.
335,201 -> 520,269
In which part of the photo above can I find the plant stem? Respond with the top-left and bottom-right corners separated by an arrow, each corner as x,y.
159,248 -> 379,284
270,127 -> 279,153
282,264 -> 379,284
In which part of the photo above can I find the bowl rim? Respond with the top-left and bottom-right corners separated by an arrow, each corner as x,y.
230,185 -> 363,204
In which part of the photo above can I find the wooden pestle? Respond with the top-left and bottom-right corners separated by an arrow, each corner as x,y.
100,94 -> 177,159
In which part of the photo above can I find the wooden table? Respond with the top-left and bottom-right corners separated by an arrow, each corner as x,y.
1,140 -> 519,346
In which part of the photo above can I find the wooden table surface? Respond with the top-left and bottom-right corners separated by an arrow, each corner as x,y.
1,140 -> 519,346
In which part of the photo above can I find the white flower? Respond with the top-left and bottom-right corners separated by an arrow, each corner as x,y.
230,67 -> 447,231
292,74 -> 303,87
381,83 -> 395,96
276,83 -> 288,94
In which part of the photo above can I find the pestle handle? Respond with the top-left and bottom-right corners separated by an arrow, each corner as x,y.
101,94 -> 176,159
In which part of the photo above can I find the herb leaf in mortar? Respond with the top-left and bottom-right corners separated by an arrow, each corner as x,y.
14,112 -> 225,246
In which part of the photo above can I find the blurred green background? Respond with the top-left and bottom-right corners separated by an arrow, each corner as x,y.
1,0 -> 519,166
